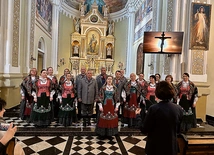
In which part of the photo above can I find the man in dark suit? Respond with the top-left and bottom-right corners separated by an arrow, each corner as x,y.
113,70 -> 126,122
75,66 -> 86,120
95,67 -> 107,120
136,81 -> 183,155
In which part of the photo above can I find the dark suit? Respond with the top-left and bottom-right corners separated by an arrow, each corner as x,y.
136,101 -> 183,155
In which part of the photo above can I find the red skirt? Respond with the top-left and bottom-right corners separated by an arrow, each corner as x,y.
123,93 -> 137,118
97,99 -> 118,128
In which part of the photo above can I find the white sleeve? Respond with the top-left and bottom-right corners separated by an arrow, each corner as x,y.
20,89 -> 25,97
116,102 -> 120,108
98,102 -> 103,109
32,91 -> 37,99
121,90 -> 126,99
177,98 -> 180,105
194,96 -> 198,104
50,90 -> 55,98
58,93 -> 62,103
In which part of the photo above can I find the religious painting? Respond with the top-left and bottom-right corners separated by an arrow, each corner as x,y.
190,3 -> 211,50
87,31 -> 100,55
36,0 -> 52,33
136,43 -> 144,75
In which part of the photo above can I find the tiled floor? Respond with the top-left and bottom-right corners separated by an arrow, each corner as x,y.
3,107 -> 214,155
16,135 -> 146,155
3,116 -> 146,154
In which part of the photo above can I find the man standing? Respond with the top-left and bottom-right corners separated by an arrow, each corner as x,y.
78,69 -> 98,127
96,67 -> 107,120
155,73 -> 161,84
113,70 -> 126,118
120,69 -> 128,84
59,68 -> 71,86
75,66 -> 86,120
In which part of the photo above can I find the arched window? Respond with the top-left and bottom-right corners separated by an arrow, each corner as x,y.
37,37 -> 45,72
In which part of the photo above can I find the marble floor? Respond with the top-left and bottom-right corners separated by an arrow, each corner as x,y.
16,135 -> 146,155
3,106 -> 214,155
3,116 -> 146,155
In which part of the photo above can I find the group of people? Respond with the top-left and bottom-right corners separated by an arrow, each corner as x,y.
19,66 -> 198,139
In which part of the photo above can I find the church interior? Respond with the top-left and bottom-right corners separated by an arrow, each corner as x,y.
1,0 -> 214,154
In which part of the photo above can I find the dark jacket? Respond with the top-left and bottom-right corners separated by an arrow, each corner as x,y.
136,101 -> 183,155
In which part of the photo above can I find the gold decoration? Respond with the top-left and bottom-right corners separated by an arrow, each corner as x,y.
192,50 -> 204,75
12,0 -> 20,67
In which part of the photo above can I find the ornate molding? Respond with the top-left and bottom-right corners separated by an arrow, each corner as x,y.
60,0 -> 80,19
164,0 -> 174,75
152,0 -> 158,30
191,50 -> 204,75
29,0 -> 36,68
166,0 -> 173,31
164,55 -> 170,75
12,0 -> 20,67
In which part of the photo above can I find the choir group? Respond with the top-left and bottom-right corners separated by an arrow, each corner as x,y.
19,67 -> 198,139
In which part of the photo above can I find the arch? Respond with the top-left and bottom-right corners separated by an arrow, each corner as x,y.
84,27 -> 103,36
38,37 -> 45,53
37,37 -> 45,72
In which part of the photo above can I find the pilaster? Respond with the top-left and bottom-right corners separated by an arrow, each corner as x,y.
51,0 -> 60,73
125,6 -> 135,76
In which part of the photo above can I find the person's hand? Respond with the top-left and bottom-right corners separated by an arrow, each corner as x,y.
135,108 -> 141,115
192,102 -> 196,108
99,107 -> 103,112
50,97 -> 53,101
78,98 -> 82,102
0,123 -> 17,145
34,98 -> 37,102
114,108 -> 118,112
21,96 -> 25,100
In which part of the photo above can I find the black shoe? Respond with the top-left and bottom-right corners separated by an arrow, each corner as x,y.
83,119 -> 87,127
97,135 -> 106,140
107,136 -> 113,141
87,118 -> 91,126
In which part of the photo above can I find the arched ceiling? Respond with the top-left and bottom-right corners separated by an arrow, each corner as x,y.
65,0 -> 128,13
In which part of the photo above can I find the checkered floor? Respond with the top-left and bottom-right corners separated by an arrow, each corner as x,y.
4,116 -> 146,154
3,116 -> 97,128
16,135 -> 146,155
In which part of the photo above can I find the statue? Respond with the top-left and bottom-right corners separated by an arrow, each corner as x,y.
73,17 -> 80,33
102,5 -> 109,17
73,44 -> 79,56
89,34 -> 97,53
108,21 -> 114,35
79,2 -> 87,16
106,45 -> 112,59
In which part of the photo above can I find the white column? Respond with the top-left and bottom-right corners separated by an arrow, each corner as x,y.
125,7 -> 135,77
51,0 -> 60,73
4,0 -> 14,73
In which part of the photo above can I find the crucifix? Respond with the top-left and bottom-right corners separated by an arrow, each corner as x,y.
155,32 -> 171,52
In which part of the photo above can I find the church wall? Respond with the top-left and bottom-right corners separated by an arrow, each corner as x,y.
113,19 -> 128,74
206,0 -> 214,117
58,13 -> 74,78
0,0 -> 29,108
34,23 -> 52,72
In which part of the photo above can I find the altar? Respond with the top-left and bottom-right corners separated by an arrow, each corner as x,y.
70,2 -> 115,76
